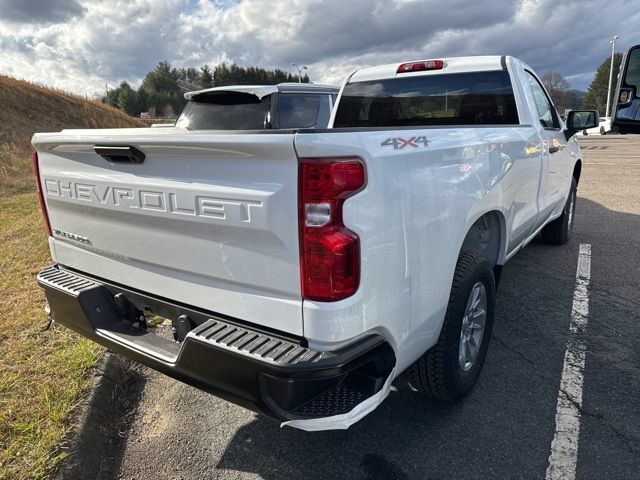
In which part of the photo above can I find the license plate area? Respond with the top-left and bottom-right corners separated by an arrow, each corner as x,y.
108,288 -> 203,344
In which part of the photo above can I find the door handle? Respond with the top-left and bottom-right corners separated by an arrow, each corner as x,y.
548,146 -> 559,154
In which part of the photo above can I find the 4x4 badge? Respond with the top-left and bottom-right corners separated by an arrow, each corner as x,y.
381,136 -> 430,149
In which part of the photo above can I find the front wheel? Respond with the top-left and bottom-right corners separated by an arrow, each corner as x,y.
600,126 -> 606,135
409,250 -> 495,402
540,178 -> 577,245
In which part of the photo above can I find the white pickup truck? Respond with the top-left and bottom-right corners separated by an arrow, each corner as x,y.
32,56 -> 597,430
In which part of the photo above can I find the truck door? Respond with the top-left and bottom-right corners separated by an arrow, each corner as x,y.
612,44 -> 640,134
523,70 -> 572,224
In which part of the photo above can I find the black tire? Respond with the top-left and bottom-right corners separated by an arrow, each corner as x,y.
409,250 -> 495,402
600,126 -> 606,135
540,178 -> 577,245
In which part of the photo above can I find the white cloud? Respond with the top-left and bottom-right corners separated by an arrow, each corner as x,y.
0,0 -> 638,97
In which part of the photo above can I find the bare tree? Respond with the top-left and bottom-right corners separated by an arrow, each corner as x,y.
541,71 -> 569,91
540,71 -> 570,113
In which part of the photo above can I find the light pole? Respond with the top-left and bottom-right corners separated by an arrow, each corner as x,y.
291,63 -> 308,83
605,34 -> 619,118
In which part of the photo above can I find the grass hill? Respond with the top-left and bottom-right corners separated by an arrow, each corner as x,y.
0,75 -> 145,197
0,75 -> 144,479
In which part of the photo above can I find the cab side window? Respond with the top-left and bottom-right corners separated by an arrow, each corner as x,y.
525,71 -> 559,129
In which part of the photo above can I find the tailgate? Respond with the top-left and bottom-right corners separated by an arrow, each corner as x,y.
32,129 -> 303,335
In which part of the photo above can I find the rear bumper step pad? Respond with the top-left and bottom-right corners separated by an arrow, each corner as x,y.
37,265 -> 395,421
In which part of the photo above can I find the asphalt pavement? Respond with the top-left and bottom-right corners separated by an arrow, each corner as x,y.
57,135 -> 640,480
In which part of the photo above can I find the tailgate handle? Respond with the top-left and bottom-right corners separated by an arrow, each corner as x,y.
94,145 -> 145,164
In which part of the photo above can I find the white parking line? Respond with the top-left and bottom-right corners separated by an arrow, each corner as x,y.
545,243 -> 591,480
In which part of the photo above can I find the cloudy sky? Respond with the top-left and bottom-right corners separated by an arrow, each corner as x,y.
0,0 -> 638,97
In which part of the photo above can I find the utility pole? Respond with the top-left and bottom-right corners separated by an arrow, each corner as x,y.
605,35 -> 618,118
291,63 -> 308,83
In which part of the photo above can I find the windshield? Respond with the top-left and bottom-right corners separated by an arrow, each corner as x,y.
175,91 -> 269,130
334,70 -> 519,128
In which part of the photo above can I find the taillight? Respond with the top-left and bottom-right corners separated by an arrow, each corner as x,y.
397,59 -> 444,73
299,158 -> 365,301
31,151 -> 52,236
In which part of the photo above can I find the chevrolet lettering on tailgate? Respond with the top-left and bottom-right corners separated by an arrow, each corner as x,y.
43,179 -> 263,223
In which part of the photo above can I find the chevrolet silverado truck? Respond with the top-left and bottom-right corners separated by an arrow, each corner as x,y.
32,56 -> 597,430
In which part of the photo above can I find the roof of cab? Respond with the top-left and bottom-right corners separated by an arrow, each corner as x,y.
348,55 -> 510,83
184,82 -> 339,100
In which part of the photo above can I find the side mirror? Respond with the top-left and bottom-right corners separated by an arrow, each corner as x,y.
564,110 -> 599,140
612,45 -> 640,134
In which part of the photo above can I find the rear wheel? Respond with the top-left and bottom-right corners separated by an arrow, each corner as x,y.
540,178 -> 577,245
600,126 -> 606,135
409,250 -> 495,401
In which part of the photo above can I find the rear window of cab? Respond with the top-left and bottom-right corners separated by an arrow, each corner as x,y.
333,70 -> 519,128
